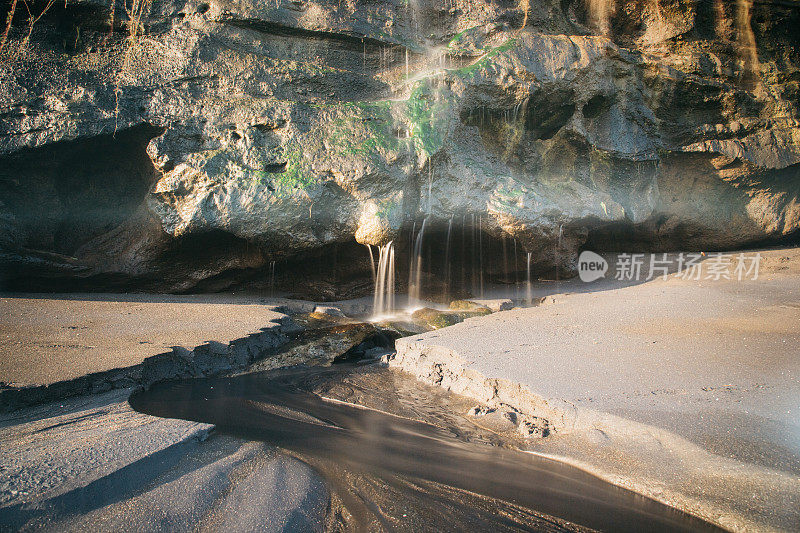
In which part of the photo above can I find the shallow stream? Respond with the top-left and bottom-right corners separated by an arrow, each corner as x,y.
130,357 -> 722,532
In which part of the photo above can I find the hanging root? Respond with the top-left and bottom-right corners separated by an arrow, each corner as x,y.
0,0 -> 20,55
0,0 -> 57,58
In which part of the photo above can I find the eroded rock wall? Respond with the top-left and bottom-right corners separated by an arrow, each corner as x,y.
1,0 -> 798,291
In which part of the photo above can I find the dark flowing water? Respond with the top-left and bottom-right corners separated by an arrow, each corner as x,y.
129,362 -> 723,532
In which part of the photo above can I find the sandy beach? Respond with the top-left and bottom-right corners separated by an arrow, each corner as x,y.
0,295 -> 335,530
0,389 -> 328,530
0,248 -> 798,531
0,294 -> 293,387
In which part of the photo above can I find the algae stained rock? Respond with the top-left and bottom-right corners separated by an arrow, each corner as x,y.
1,0 -> 798,291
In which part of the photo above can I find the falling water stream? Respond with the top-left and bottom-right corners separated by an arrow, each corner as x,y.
556,224 -> 564,283
526,251 -> 533,303
366,244 -> 377,283
269,261 -> 277,296
408,217 -> 429,306
373,242 -> 395,317
478,216 -> 485,297
400,215 -> 497,308
443,217 -> 453,301
514,239 -> 521,301
503,236 -> 509,285
427,166 -> 434,215
369,218 -> 561,314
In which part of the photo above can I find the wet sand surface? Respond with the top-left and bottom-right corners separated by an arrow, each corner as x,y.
0,358 -> 722,532
391,248 -> 800,531
129,363 -> 721,532
0,293 -> 289,386
0,390 -> 328,531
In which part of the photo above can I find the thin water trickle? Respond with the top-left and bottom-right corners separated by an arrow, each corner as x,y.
269,261 -> 276,296
373,242 -> 395,317
502,236 -> 509,284
409,217 -> 429,306
513,239 -> 519,300
526,252 -> 533,304
470,214 -> 477,295
479,215 -> 484,297
427,165 -> 433,215
366,244 -> 376,283
444,216 -> 453,300
461,214 -> 467,291
556,224 -> 563,284
408,221 -> 416,300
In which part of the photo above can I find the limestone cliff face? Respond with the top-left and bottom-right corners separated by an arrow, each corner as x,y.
0,0 -> 798,292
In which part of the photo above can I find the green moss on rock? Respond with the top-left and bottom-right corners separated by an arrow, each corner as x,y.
406,83 -> 455,156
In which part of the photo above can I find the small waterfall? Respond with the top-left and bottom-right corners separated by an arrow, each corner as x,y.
408,221 -> 416,299
713,0 -> 758,78
408,217 -> 429,306
461,214 -> 467,291
373,242 -> 396,317
470,215 -> 478,295
366,244 -> 376,283
467,214 -> 485,298
478,215 -> 484,297
526,252 -> 532,304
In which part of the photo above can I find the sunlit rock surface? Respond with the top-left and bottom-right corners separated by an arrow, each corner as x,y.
0,0 -> 798,291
